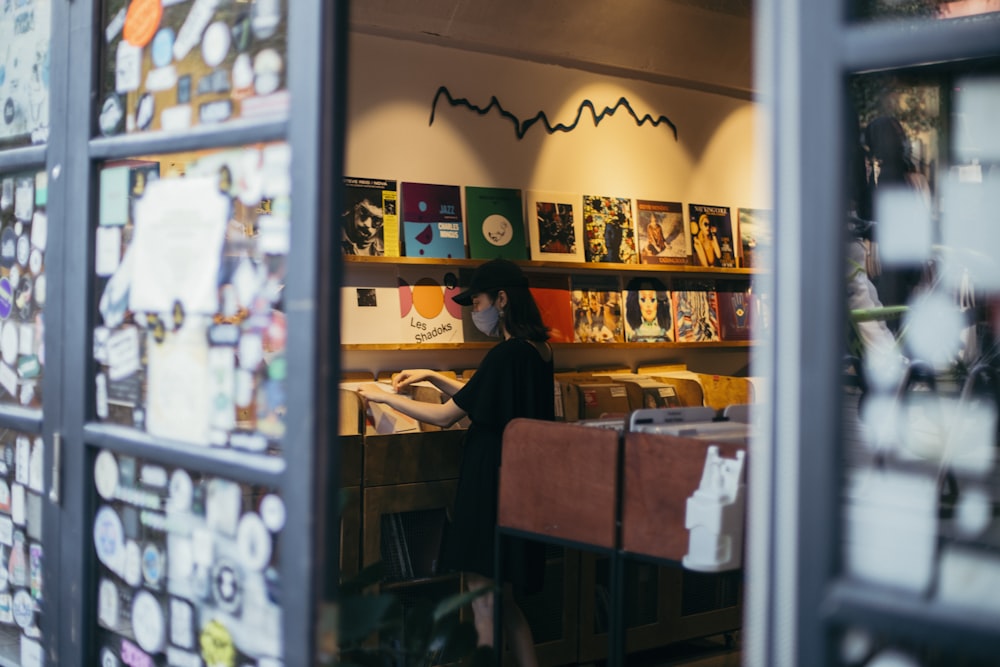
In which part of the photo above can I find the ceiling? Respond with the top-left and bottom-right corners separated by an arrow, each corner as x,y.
349,0 -> 756,96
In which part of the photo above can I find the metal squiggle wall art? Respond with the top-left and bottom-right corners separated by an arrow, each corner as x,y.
429,86 -> 679,140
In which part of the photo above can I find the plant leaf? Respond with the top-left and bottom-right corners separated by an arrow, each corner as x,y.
404,600 -> 435,655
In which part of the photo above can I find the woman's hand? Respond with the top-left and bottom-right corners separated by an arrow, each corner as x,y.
392,369 -> 436,392
356,382 -> 393,404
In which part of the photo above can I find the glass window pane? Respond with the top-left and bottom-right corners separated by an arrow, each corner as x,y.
94,142 -> 291,455
97,0 -> 288,136
92,449 -> 285,665
0,0 -> 52,147
842,65 -> 1000,617
0,429 -> 46,666
0,169 -> 48,409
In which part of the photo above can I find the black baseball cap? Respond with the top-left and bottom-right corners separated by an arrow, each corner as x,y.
452,259 -> 528,306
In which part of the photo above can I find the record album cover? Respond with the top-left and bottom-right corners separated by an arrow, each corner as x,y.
672,289 -> 722,342
622,277 -> 673,343
465,186 -> 528,260
525,191 -> 585,263
583,195 -> 638,264
401,182 -> 465,259
688,204 -> 737,268
636,199 -> 689,265
397,266 -> 464,344
571,275 -> 625,343
342,177 -> 399,257
717,283 -> 754,341
737,207 -> 772,269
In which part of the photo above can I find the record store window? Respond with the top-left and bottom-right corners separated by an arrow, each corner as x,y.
0,0 -> 52,147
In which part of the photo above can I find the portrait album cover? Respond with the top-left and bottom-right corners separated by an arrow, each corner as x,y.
672,282 -> 722,343
401,182 -> 466,259
737,207 -> 772,269
341,177 -> 399,257
340,264 -> 404,344
570,275 -> 624,343
622,277 -> 674,343
582,195 -> 638,264
688,203 -> 737,268
636,199 -> 689,265
397,266 -> 464,344
525,190 -> 585,263
465,186 -> 528,261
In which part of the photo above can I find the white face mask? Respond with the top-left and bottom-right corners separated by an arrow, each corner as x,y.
471,304 -> 501,337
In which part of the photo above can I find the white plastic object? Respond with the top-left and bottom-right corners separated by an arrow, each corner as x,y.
682,445 -> 746,572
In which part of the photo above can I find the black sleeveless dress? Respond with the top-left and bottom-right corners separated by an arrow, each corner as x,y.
440,337 -> 555,592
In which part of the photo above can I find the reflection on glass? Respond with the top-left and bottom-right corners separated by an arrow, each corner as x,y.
842,68 -> 1000,630
850,0 -> 1000,22
98,0 -> 288,136
94,143 -> 291,454
0,0 -> 51,147
0,429 -> 45,666
0,170 -> 47,410
92,449 -> 285,666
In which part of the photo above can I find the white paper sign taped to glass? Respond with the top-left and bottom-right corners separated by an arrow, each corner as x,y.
129,177 -> 228,315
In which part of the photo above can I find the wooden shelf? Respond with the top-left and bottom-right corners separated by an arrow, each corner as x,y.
342,341 -> 755,351
342,254 -> 759,278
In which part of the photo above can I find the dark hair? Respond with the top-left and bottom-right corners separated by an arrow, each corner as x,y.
624,289 -> 671,331
484,285 -> 549,342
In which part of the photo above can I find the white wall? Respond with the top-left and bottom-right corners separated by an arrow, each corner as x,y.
344,33 -> 768,214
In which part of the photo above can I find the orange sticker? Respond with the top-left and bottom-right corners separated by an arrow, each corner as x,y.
123,0 -> 164,48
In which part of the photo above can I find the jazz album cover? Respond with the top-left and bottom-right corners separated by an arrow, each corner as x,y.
401,182 -> 466,259
341,177 -> 399,257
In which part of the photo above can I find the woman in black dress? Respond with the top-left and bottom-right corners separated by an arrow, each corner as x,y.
358,259 -> 554,666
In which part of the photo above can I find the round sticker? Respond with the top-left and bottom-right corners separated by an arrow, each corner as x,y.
232,53 -> 253,91
123,0 -> 164,48
141,543 -> 163,586
150,27 -> 174,68
236,512 -> 272,571
253,49 -> 283,96
12,589 -> 32,628
93,506 -> 125,572
3,99 -> 13,126
33,275 -> 44,307
100,646 -> 120,667
29,248 -> 42,274
8,265 -> 19,290
200,619 -> 235,667
251,0 -> 281,39
97,578 -> 119,628
1,321 -> 18,365
211,558 -> 242,613
15,235 -> 28,266
0,227 -> 16,268
98,94 -> 124,137
201,21 -> 231,68
123,539 -> 142,587
259,494 -> 285,532
135,93 -> 154,131
169,469 -> 193,512
94,450 -> 119,500
131,589 -> 166,653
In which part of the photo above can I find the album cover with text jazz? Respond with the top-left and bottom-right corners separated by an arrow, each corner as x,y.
401,182 -> 466,259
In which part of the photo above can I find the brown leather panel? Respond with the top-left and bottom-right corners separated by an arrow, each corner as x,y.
499,419 -> 619,548
621,432 -> 746,561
